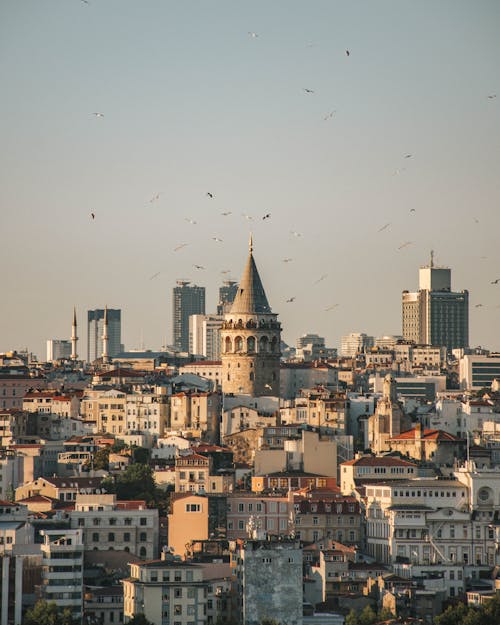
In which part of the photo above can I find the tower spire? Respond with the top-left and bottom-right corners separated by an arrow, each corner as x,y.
71,306 -> 78,360
430,249 -> 434,268
249,233 -> 253,254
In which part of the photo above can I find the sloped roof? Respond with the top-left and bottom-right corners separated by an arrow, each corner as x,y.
390,428 -> 459,442
230,242 -> 271,314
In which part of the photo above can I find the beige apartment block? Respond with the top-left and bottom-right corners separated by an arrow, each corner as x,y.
170,391 -> 221,443
81,388 -> 127,435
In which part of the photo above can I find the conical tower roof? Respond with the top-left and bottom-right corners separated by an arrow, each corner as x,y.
230,236 -> 272,314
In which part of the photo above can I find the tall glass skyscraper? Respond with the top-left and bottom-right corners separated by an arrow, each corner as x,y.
87,308 -> 122,362
172,281 -> 205,352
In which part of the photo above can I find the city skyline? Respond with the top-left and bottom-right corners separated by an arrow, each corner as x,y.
1,1 -> 499,358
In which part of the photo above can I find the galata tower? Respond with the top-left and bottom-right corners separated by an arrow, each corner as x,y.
221,236 -> 281,396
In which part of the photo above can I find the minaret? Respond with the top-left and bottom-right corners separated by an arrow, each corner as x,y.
71,307 -> 78,360
221,236 -> 281,396
102,305 -> 109,363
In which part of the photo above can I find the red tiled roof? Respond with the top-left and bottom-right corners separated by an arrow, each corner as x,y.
390,428 -> 459,442
115,500 -> 148,510
342,456 -> 417,467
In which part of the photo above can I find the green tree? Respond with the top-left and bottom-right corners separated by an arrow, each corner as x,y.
345,610 -> 360,625
92,447 -> 110,471
377,607 -> 394,621
23,600 -> 77,625
132,446 -> 150,464
358,605 -> 377,625
434,602 -> 470,625
103,462 -> 156,502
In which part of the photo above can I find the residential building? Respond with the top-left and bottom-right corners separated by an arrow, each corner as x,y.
226,493 -> 292,540
292,491 -> 362,546
340,455 -> 417,495
221,237 -> 281,397
169,391 -> 220,442
123,557 -> 209,625
388,425 -> 462,464
46,340 -> 72,362
80,388 -> 127,435
15,476 -> 106,503
367,375 -> 411,453
280,362 -> 339,400
69,494 -> 159,560
178,361 -> 222,389
0,370 -> 46,411
23,389 -> 80,419
84,586 -> 123,625
173,281 -> 206,352
402,255 -> 469,351
40,529 -> 84,621
175,450 -> 234,494
87,308 -> 122,363
167,493 -> 227,558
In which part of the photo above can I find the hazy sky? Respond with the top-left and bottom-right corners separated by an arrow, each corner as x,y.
1,1 -> 499,358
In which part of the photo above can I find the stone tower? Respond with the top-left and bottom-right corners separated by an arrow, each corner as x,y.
221,237 -> 281,396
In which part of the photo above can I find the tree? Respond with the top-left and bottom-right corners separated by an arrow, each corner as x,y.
104,462 -> 156,502
358,605 -> 377,625
92,447 -> 110,471
377,607 -> 394,621
345,610 -> 360,625
23,600 -> 77,625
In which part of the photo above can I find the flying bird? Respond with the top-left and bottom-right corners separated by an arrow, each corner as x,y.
262,213 -> 271,220
193,264 -> 205,270
345,49 -> 350,56
491,279 -> 500,285
487,94 -> 497,99
393,168 -> 406,176
398,241 -> 413,250
378,223 -> 391,233
221,211 -> 232,216
91,212 -> 95,220
475,304 -> 484,308
325,304 -> 339,311
185,218 -> 197,225
174,243 -> 188,252
212,237 -> 223,243
290,230 -> 302,237
248,31 -> 259,38
206,192 -> 214,198
313,274 -> 328,285
404,154 -> 412,159
242,213 -> 254,221
81,0 -> 90,4
220,270 -> 231,275
303,88 -> 315,94
149,193 -> 161,203
410,208 -> 416,213
286,297 -> 296,303
282,258 -> 293,263
323,110 -> 336,120
92,112 -> 104,117
474,218 -> 480,224
149,272 -> 161,280
264,383 -> 273,390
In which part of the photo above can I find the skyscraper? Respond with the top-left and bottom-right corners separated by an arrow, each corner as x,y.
172,281 -> 205,352
340,333 -> 374,357
402,253 -> 469,350
189,314 -> 223,359
217,280 -> 238,315
87,308 -> 122,362
221,237 -> 281,396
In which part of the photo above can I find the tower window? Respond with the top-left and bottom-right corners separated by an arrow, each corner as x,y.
250,372 -> 254,381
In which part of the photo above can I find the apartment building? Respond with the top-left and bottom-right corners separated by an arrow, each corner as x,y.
340,455 -> 417,495
69,494 -> 159,560
40,529 -> 84,621
226,493 -> 292,540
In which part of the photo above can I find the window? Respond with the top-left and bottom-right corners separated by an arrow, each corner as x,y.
140,517 -> 147,526
174,605 -> 182,615
186,504 -> 201,512
92,533 -> 99,542
238,503 -> 244,512
139,547 -> 147,557
108,532 -> 115,542
140,532 -> 147,542
124,533 -> 130,542
174,588 -> 182,598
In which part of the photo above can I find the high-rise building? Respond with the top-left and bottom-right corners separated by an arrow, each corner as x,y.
172,281 -> 205,352
87,308 -> 122,362
217,280 -> 238,315
46,339 -> 72,362
189,314 -> 224,359
221,237 -> 281,396
402,254 -> 469,351
340,332 -> 374,357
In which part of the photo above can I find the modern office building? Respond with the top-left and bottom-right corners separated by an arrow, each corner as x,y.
340,333 -> 374,357
459,354 -> 500,390
189,314 -> 223,359
46,339 -> 72,362
172,281 -> 205,352
87,308 -> 122,362
221,237 -> 281,396
217,280 -> 238,315
402,254 -> 469,351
